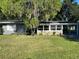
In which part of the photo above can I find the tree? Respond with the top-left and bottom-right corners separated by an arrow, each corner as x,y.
54,0 -> 72,21
0,8 -> 6,20
0,0 -> 25,20
0,0 -> 62,35
24,17 -> 39,35
65,0 -> 79,21
38,0 -> 62,21
55,0 -> 79,22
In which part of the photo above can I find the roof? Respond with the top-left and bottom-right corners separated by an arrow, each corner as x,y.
40,20 -> 77,23
0,20 -> 23,24
40,21 -> 78,25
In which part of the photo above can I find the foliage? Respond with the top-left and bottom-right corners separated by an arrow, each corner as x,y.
64,0 -> 77,16
24,17 -> 39,34
54,0 -> 79,22
55,0 -> 79,22
23,0 -> 61,34
24,17 -> 39,29
0,0 -> 62,34
0,0 -> 62,20
0,9 -> 6,20
38,0 -> 62,21
54,0 -> 71,21
0,0 -> 25,19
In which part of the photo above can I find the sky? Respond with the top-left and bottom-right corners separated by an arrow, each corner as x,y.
61,0 -> 79,4
75,0 -> 79,4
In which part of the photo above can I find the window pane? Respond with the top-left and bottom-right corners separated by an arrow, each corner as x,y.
44,25 -> 49,30
57,25 -> 61,30
38,25 -> 43,30
51,25 -> 55,30
68,25 -> 75,31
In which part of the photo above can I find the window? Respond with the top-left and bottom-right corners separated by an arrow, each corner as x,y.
38,25 -> 43,30
51,25 -> 55,30
44,25 -> 49,30
57,25 -> 61,30
68,25 -> 76,31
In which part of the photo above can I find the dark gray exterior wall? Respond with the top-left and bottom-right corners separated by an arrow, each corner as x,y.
0,21 -> 26,35
16,24 -> 26,34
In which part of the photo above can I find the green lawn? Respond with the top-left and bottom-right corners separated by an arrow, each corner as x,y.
0,35 -> 79,59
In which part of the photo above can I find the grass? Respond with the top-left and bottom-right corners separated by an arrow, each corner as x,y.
0,35 -> 79,59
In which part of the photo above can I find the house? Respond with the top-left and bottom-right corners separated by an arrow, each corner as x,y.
0,20 -> 79,37
37,21 -> 79,36
0,20 -> 26,35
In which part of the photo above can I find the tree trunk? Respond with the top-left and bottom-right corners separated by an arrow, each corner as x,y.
31,28 -> 35,36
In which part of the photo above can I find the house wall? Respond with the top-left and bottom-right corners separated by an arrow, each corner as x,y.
37,30 -> 63,35
77,23 -> 79,36
37,25 -> 63,35
0,25 -> 3,35
1,24 -> 26,35
37,22 -> 77,36
16,24 -> 26,34
0,21 -> 78,35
